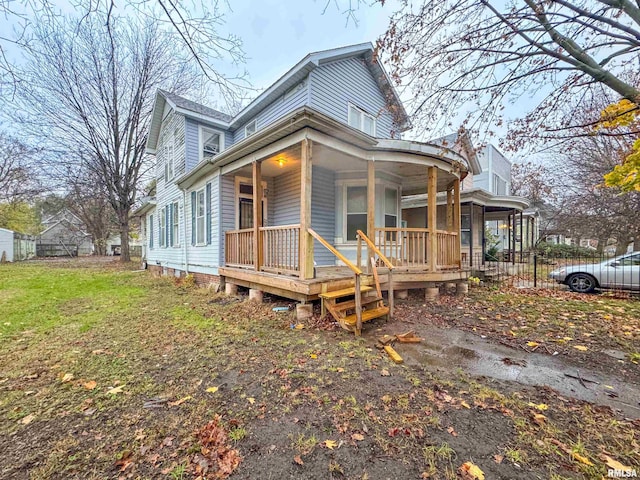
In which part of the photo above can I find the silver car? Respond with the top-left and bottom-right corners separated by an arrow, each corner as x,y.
549,251 -> 640,293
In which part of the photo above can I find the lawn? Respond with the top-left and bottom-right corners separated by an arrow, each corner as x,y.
0,259 -> 638,480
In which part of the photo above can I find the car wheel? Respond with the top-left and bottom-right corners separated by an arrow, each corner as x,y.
567,273 -> 597,294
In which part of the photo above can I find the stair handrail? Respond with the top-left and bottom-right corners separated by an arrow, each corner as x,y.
307,228 -> 362,275
307,228 -> 363,335
357,230 -> 394,319
356,230 -> 394,270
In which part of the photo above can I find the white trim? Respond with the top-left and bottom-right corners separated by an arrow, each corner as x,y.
347,102 -> 376,137
195,187 -> 206,246
234,176 -> 268,230
199,125 -> 225,163
244,119 -> 257,138
171,201 -> 180,247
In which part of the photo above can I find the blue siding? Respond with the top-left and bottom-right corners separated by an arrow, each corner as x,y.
309,58 -> 395,139
311,167 -> 335,265
232,79 -> 309,144
273,170 -> 300,226
185,117 -> 233,173
220,175 -> 235,266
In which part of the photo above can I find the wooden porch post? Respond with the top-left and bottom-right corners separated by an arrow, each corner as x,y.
367,161 -> 375,273
453,178 -> 461,267
252,161 -> 263,271
446,188 -> 453,232
299,139 -> 314,279
427,166 -> 437,272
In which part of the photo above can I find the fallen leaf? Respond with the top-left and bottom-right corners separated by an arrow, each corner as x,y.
571,452 -> 593,466
527,402 -> 548,411
380,369 -> 391,377
61,373 -> 74,383
460,400 -> 471,409
526,341 -> 539,347
20,414 -> 35,425
447,426 -> 458,437
351,433 -> 364,441
309,354 -> 317,359
248,397 -> 255,405
83,380 -> 97,390
168,395 -> 192,406
573,345 -> 588,352
336,368 -> 344,373
106,385 -> 125,395
206,386 -> 219,393
599,454 -> 632,471
293,455 -> 304,465
294,324 -> 304,330
494,454 -> 503,464
323,440 -> 337,450
458,461 -> 485,480
533,413 -> 546,426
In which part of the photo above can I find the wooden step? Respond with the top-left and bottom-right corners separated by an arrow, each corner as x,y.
333,297 -> 382,312
319,285 -> 373,300
343,306 -> 390,326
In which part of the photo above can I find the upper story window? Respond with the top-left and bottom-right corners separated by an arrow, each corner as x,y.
493,174 -> 508,196
200,127 -> 224,162
244,120 -> 257,138
348,104 -> 376,136
164,134 -> 175,182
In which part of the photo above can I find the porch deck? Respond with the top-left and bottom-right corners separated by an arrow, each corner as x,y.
219,264 -> 469,302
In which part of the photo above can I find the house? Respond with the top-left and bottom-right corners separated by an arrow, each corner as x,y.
402,141 -> 535,267
134,43 -> 479,333
0,228 -> 36,262
37,209 -> 93,257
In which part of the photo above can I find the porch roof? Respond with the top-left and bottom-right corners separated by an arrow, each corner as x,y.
402,187 -> 530,211
176,106 -> 472,190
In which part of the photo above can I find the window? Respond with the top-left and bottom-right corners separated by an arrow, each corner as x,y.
493,174 -> 507,195
196,188 -> 205,244
171,202 -> 179,246
235,177 -> 267,230
384,188 -> 398,228
164,135 -> 175,182
159,208 -> 166,247
200,127 -> 223,161
461,214 -> 471,246
346,186 -> 367,241
348,104 -> 376,136
149,214 -> 154,249
245,120 -> 257,137
619,253 -> 640,266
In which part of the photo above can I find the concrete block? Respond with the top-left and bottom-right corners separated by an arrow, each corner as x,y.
249,289 -> 263,303
425,287 -> 439,301
456,282 -> 469,296
296,303 -> 313,321
395,289 -> 408,300
445,282 -> 457,294
225,283 -> 238,296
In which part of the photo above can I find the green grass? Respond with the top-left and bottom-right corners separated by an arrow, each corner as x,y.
0,262 -> 145,339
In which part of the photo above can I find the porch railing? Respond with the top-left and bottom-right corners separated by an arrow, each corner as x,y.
374,227 -> 460,270
260,224 -> 301,276
225,228 -> 254,268
435,230 -> 460,269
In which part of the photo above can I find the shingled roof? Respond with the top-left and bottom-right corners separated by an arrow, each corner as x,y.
158,90 -> 233,123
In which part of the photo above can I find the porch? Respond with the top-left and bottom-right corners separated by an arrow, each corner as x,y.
218,129 -> 470,306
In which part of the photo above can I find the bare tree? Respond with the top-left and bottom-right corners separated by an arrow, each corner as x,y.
0,131 -> 41,203
14,13 -> 214,261
377,0 -> 640,148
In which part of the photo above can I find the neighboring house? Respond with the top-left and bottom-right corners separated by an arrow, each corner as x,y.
0,228 -> 36,262
134,43 -> 478,318
402,140 -> 534,267
105,234 -> 144,257
37,209 -> 93,256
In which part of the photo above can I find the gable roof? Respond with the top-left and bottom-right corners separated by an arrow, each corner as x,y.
146,43 -> 410,153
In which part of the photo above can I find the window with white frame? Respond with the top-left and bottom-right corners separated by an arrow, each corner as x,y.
159,208 -> 166,247
348,104 -> 376,136
149,214 -> 154,249
171,202 -> 179,246
346,186 -> 367,241
200,127 -> 223,161
244,120 -> 257,138
196,188 -> 206,245
164,135 -> 175,182
493,174 -> 507,196
384,188 -> 398,228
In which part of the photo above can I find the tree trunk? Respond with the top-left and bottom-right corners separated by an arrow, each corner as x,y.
119,217 -> 130,262
615,237 -> 630,256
